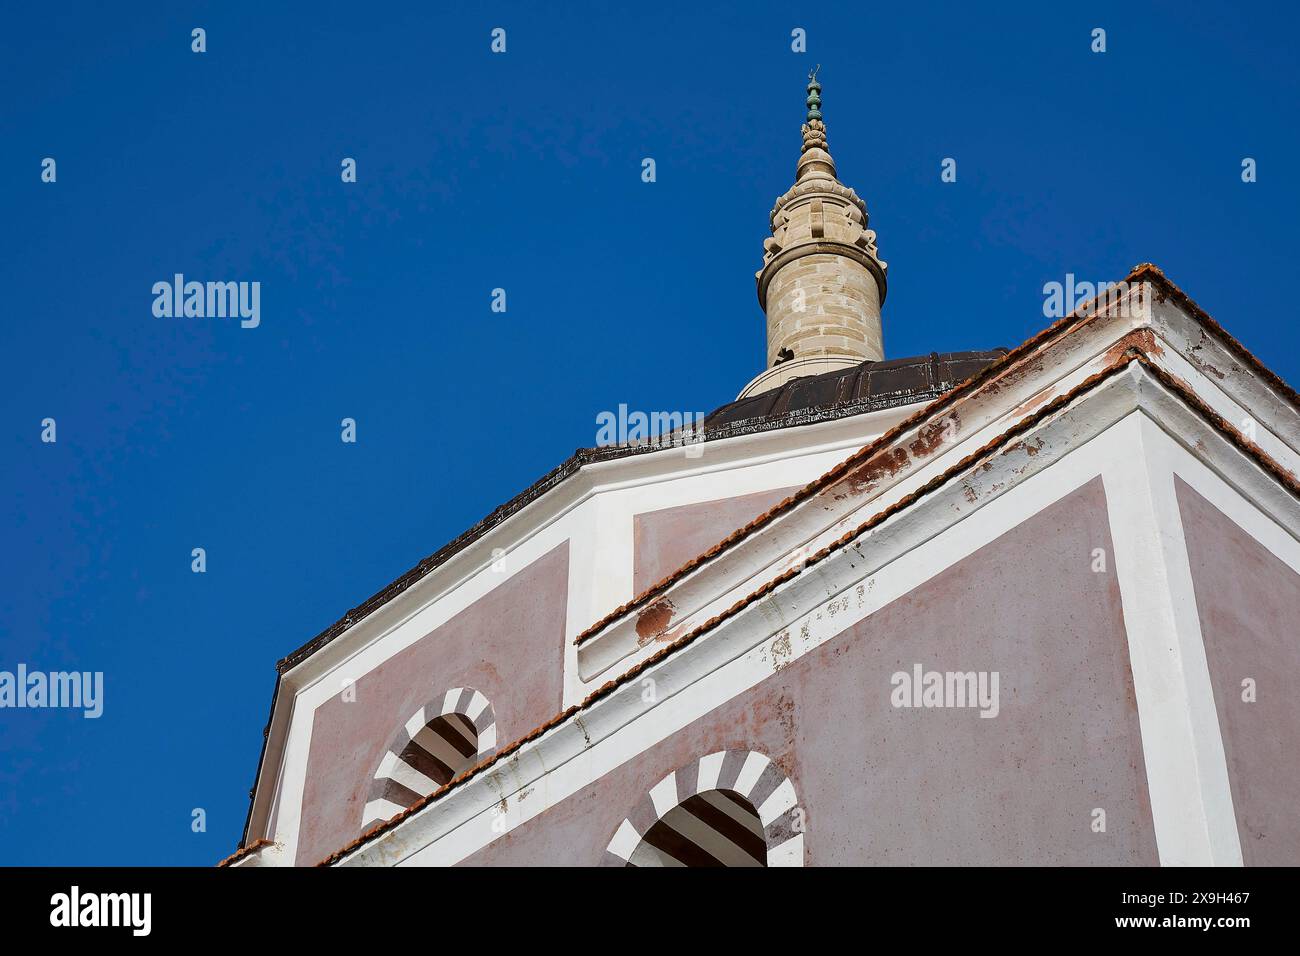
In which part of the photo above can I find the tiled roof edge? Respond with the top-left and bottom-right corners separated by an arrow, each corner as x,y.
314,347 -> 1300,866
572,263 -> 1298,647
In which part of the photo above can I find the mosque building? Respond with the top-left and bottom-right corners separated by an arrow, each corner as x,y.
222,73 -> 1300,868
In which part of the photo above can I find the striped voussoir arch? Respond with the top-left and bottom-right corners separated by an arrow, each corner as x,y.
361,687 -> 497,831
603,750 -> 804,867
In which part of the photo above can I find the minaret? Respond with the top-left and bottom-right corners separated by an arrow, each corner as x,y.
739,67 -> 888,399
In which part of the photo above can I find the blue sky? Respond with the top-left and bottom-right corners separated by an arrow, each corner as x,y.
1,1 -> 1296,864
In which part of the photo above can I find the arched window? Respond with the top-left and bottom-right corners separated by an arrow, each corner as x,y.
603,750 -> 804,867
361,688 -> 496,831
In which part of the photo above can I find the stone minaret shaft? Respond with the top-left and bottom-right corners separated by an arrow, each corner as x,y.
740,68 -> 888,399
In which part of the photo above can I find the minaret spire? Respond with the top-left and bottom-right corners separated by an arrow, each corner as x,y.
796,66 -> 837,184
740,69 -> 888,399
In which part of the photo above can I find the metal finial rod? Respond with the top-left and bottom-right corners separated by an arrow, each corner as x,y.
806,65 -> 822,121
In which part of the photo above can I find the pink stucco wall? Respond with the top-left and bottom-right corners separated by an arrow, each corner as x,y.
632,486 -> 799,593
1176,476 -> 1300,865
294,541 -> 569,864
461,477 -> 1157,865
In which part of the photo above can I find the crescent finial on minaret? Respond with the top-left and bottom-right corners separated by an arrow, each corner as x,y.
806,64 -> 822,122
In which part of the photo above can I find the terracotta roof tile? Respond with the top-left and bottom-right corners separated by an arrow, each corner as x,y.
216,839 -> 272,868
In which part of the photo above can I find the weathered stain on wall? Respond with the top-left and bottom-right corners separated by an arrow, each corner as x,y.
459,478 -> 1157,866
294,542 -> 569,865
1176,476 -> 1300,865
634,598 -> 676,646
